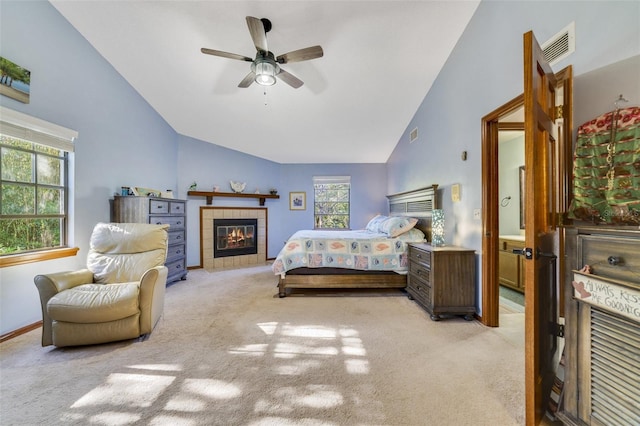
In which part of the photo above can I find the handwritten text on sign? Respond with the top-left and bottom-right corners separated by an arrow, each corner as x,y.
572,272 -> 640,322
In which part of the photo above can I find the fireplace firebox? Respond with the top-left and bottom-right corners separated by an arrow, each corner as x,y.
213,219 -> 258,258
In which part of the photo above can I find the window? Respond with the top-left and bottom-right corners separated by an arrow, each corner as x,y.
0,107 -> 77,257
313,176 -> 350,229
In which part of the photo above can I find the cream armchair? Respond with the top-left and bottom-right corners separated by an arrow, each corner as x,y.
34,222 -> 169,347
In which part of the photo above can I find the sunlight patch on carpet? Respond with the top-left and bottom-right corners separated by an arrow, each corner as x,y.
282,324 -> 337,339
71,373 -> 174,409
274,342 -> 339,358
228,343 -> 269,356
257,321 -> 278,335
345,358 -> 370,374
127,364 -> 183,372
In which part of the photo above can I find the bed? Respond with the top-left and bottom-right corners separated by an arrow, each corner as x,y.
272,184 -> 439,297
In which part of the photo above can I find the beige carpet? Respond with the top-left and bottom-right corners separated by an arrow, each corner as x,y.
1,265 -> 525,425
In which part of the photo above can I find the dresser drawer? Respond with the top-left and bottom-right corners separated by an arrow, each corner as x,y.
166,258 -> 185,275
166,244 -> 185,262
149,199 -> 169,214
409,247 -> 431,267
577,234 -> 640,284
168,230 -> 185,245
170,201 -> 185,214
149,215 -> 185,229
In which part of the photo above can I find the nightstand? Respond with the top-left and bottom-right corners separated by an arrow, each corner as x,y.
407,243 -> 476,321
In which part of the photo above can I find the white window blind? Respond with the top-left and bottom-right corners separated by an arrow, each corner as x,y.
312,176 -> 351,185
0,106 -> 77,152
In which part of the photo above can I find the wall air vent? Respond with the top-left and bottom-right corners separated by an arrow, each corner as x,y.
410,127 -> 418,143
542,22 -> 575,66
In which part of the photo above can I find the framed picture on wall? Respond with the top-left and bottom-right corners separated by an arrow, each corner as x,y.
0,56 -> 30,104
289,192 -> 306,210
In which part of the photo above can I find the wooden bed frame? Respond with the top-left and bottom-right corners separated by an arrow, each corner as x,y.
277,184 -> 439,297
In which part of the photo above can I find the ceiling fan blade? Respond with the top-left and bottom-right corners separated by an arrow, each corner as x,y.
201,48 -> 253,62
276,45 -> 324,64
277,68 -> 303,89
246,16 -> 268,54
238,71 -> 256,88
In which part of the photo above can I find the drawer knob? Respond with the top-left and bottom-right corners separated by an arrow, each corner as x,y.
416,254 -> 422,258
607,256 -> 622,266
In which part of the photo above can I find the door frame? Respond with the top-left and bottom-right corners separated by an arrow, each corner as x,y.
481,95 -> 525,327
480,66 -> 572,328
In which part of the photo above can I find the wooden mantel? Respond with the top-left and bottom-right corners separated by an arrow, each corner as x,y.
187,191 -> 279,206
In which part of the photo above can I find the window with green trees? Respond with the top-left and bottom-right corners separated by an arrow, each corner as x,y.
313,176 -> 350,229
1,135 -> 68,255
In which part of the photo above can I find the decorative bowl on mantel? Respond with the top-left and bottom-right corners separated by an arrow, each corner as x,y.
230,181 -> 246,193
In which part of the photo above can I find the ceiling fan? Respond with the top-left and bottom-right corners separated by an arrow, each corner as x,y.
201,16 -> 323,89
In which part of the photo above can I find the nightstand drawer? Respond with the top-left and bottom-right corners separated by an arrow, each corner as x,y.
409,260 -> 430,284
408,275 -> 432,306
409,247 -> 431,267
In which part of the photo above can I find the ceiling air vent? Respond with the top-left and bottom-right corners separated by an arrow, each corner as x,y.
409,127 -> 418,143
542,22 -> 575,65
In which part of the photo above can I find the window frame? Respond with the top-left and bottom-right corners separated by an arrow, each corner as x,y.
0,106 -> 78,267
313,176 -> 351,230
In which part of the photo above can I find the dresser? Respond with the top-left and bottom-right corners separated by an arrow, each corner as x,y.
407,243 -> 476,321
112,195 -> 187,284
559,226 -> 640,426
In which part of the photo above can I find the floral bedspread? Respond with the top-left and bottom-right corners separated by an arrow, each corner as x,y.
271,229 -> 424,276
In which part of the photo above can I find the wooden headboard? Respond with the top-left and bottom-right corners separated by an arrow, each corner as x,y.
386,184 -> 439,239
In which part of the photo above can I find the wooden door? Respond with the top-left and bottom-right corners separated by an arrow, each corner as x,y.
523,31 -> 559,425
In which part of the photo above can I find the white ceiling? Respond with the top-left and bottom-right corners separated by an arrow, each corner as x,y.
50,1 -> 480,164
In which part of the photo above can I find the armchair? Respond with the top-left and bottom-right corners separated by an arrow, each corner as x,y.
34,222 -> 169,347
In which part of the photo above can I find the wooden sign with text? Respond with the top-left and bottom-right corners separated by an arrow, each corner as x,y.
572,271 -> 640,323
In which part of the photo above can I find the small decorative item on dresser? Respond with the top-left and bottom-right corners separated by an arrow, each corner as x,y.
431,209 -> 445,246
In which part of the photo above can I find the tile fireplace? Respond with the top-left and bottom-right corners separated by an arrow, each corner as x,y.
200,207 -> 267,270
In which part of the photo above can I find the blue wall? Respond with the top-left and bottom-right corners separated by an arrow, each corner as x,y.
0,0 -> 179,335
0,1 -> 389,334
177,134 -> 388,264
386,0 -> 640,312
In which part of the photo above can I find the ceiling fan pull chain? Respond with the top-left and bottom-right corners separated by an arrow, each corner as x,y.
264,88 -> 268,106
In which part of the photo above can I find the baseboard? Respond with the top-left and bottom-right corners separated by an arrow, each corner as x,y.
0,321 -> 42,343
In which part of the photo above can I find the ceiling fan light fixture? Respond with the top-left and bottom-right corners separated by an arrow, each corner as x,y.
254,60 -> 277,86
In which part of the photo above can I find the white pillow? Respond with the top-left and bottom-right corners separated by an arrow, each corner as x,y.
379,216 -> 418,237
365,214 -> 388,233
395,228 -> 426,242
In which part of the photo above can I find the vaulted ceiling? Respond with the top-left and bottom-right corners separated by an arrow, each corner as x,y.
50,1 -> 480,164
